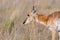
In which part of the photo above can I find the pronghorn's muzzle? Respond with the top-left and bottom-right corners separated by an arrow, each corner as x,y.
23,19 -> 26,24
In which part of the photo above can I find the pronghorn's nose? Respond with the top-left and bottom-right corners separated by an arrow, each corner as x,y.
23,19 -> 26,24
23,21 -> 25,24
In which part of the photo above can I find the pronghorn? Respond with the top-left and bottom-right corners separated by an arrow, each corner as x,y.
23,6 -> 60,40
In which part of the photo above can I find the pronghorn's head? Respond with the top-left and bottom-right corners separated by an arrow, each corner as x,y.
23,6 -> 37,24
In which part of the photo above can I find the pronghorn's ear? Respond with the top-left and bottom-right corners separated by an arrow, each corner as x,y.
32,6 -> 36,14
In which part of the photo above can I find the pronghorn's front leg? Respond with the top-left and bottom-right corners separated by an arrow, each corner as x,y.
51,29 -> 56,40
48,24 -> 56,40
48,22 -> 56,40
58,32 -> 60,40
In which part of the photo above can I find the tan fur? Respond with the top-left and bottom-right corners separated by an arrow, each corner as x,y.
33,11 -> 60,40
34,11 -> 60,24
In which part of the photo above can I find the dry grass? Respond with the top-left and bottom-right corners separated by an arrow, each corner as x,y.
0,0 -> 60,40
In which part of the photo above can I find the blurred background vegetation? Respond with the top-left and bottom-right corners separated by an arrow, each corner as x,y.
0,0 -> 60,40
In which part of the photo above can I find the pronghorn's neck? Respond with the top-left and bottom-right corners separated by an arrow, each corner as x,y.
34,14 -> 48,25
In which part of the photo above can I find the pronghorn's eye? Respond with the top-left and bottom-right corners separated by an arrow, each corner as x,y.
27,14 -> 29,16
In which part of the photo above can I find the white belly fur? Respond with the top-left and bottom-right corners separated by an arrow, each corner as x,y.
47,18 -> 60,31
53,19 -> 60,31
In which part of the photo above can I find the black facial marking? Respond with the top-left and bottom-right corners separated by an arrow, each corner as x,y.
23,19 -> 26,24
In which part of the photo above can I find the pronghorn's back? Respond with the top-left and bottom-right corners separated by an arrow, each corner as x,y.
48,11 -> 60,19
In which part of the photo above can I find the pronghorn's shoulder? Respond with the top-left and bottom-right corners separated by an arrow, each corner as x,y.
46,11 -> 60,23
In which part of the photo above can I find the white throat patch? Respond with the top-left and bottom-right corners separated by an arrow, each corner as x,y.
40,21 -> 46,25
35,19 -> 46,25
36,18 -> 39,22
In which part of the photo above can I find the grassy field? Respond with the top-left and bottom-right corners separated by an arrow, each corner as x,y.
0,0 -> 60,40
